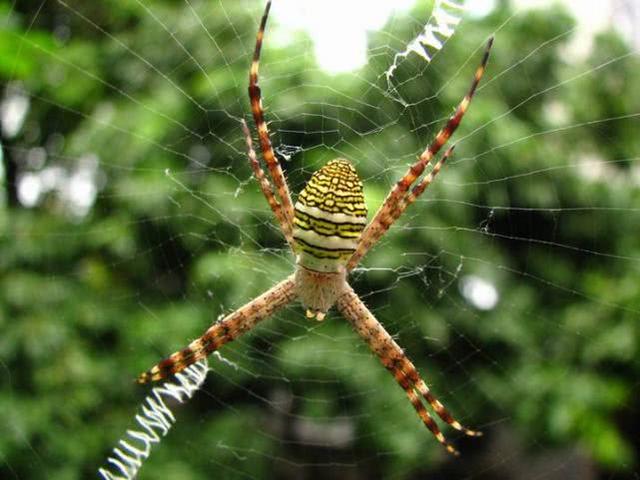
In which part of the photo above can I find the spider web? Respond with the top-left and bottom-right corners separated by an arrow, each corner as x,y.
2,1 -> 640,479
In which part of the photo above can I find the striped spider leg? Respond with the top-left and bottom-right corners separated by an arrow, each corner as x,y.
138,276 -> 297,383
139,1 -> 298,385
246,0 -> 296,247
346,37 -> 493,271
337,286 -> 481,455
241,118 -> 295,249
333,40 -> 493,453
139,0 -> 492,455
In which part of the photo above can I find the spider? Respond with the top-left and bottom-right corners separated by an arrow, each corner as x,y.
138,0 -> 493,456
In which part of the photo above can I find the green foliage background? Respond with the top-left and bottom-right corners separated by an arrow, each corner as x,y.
1,1 -> 639,479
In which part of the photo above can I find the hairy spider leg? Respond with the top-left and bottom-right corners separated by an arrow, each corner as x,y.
347,37 -> 493,272
241,119 -> 295,248
392,144 -> 456,223
248,0 -> 295,239
337,285 -> 480,455
138,276 -> 297,383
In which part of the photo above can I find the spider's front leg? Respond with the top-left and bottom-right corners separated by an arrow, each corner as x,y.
138,275 -> 297,383
336,285 -> 480,455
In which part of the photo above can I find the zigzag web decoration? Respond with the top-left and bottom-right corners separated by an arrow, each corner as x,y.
98,357 -> 212,479
386,0 -> 466,82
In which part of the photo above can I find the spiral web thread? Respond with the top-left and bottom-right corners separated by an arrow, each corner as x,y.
98,359 -> 210,480
386,0 -> 465,82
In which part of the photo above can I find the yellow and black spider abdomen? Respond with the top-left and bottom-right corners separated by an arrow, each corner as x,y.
293,159 -> 367,272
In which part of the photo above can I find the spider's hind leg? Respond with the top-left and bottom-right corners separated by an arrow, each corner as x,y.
346,37 -> 493,272
247,0 -> 296,230
241,119 -> 295,250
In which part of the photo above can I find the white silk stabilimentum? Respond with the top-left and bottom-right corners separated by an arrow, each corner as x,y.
98,359 -> 209,480
386,0 -> 466,82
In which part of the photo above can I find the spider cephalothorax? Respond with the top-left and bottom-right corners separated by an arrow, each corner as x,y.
138,0 -> 492,456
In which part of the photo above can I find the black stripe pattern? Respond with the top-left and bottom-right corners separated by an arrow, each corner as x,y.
293,159 -> 368,271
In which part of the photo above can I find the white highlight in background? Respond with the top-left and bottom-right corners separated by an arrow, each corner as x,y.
1,85 -> 30,138
17,173 -> 42,207
274,0 -> 417,74
465,0 -> 497,18
271,0 -> 630,74
17,153 -> 100,217
459,275 -> 499,311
